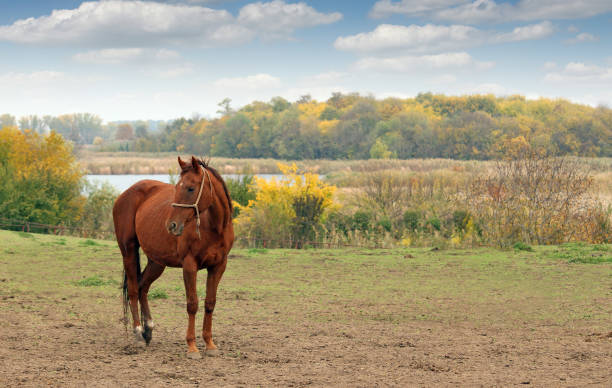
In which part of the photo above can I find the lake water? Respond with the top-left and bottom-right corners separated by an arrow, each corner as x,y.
86,174 -> 285,193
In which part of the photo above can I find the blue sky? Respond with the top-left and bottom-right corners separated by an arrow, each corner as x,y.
1,0 -> 611,121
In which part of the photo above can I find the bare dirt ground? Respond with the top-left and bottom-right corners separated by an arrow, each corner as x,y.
1,231 -> 611,387
1,296 -> 611,387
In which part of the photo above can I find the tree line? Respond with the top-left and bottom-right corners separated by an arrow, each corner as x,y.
2,92 -> 611,160
132,93 -> 612,159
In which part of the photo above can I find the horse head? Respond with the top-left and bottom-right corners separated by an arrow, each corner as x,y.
166,156 -> 214,236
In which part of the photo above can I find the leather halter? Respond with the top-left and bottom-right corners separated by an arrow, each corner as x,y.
171,166 -> 213,239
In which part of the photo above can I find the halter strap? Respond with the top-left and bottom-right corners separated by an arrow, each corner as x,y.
171,165 -> 213,239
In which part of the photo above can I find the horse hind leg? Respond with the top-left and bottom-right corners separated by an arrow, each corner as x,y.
138,258 -> 165,345
121,239 -> 146,344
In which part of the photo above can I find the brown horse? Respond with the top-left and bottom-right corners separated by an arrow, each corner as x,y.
113,156 -> 233,358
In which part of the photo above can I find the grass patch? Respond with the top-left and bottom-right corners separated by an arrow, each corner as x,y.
148,288 -> 168,300
247,248 -> 268,254
79,239 -> 101,246
513,242 -> 534,252
16,231 -> 34,239
76,275 -> 113,287
543,242 -> 612,264
1,230 -> 610,331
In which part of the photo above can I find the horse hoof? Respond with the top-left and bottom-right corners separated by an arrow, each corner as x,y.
206,348 -> 220,357
133,326 -> 146,344
143,329 -> 153,345
186,351 -> 201,359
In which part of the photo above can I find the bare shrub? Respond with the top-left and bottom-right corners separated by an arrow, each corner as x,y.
342,170 -> 469,245
468,150 -> 609,246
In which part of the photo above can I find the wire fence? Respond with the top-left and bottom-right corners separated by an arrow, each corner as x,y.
0,217 -> 115,239
0,217 -> 386,249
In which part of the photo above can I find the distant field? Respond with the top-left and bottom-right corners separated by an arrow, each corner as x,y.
78,151 -> 612,175
1,230 -> 610,386
79,150 -> 495,175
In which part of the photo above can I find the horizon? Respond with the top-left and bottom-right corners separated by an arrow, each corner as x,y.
1,0 -> 611,121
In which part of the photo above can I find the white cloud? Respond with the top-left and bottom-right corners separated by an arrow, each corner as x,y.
433,0 -> 504,24
237,0 -> 342,39
149,64 -> 195,78
0,1 -> 233,46
155,48 -> 182,60
213,73 -> 281,89
369,0 -> 467,18
334,24 -> 481,53
0,0 -> 341,47
565,32 -> 598,44
302,71 -> 347,84
353,52 -> 493,72
335,22 -> 552,54
543,61 -> 557,70
430,0 -> 612,24
492,21 -> 553,43
0,70 -> 65,84
545,62 -> 612,83
72,48 -> 181,64
431,73 -> 457,84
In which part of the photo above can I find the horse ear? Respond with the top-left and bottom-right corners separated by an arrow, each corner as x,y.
191,156 -> 199,170
178,156 -> 187,169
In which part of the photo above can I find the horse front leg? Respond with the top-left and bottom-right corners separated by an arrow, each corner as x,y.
182,255 -> 201,359
202,260 -> 227,356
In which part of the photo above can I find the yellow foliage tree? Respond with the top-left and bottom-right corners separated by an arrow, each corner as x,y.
0,127 -> 84,225
235,163 -> 337,247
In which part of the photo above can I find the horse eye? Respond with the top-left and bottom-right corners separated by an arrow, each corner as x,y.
187,187 -> 195,193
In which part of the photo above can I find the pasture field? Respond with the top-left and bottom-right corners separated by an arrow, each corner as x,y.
0,230 -> 611,386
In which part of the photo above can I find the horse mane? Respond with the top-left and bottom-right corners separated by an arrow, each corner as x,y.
196,158 -> 233,216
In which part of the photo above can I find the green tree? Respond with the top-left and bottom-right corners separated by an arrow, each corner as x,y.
0,127 -> 84,225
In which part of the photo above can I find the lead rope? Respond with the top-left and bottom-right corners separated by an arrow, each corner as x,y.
171,166 -> 213,239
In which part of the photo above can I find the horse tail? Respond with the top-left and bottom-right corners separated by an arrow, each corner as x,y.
121,246 -> 141,328
122,270 -> 129,329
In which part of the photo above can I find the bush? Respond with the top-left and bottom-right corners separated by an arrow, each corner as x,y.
352,211 -> 372,232
325,212 -> 351,236
426,217 -> 441,231
78,181 -> 118,238
225,172 -> 256,218
376,218 -> 392,232
468,150 -> 606,246
235,163 -> 336,248
403,210 -> 421,231
452,210 -> 471,232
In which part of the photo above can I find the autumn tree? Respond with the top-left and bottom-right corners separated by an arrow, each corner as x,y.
115,123 -> 135,141
0,127 -> 84,225
115,93 -> 612,159
0,114 -> 16,128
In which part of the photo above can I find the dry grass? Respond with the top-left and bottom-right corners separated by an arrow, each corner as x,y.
79,152 -> 611,208
78,151 -> 493,175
